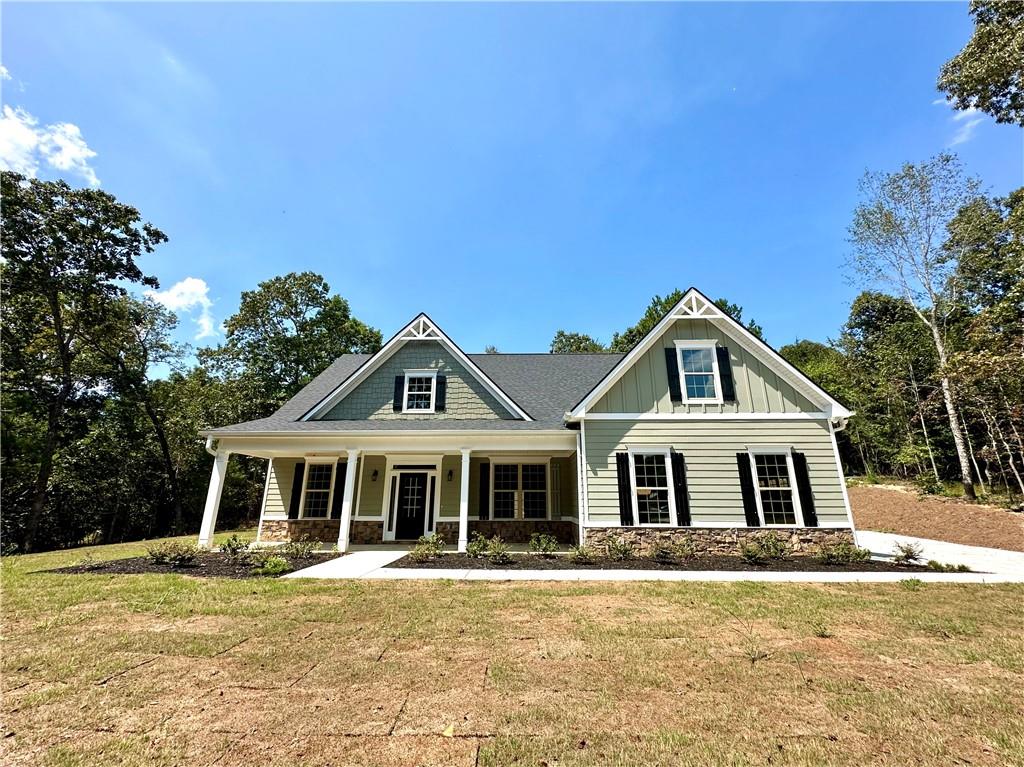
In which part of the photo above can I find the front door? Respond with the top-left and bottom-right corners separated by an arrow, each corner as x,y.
394,472 -> 429,540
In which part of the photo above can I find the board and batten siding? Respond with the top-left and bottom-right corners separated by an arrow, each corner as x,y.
583,419 -> 849,527
589,319 -> 819,415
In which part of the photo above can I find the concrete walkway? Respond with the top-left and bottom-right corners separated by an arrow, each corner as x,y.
285,547 -> 1024,584
856,530 -> 1024,576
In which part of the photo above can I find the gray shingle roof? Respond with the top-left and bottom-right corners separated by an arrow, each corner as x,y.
205,352 -> 623,435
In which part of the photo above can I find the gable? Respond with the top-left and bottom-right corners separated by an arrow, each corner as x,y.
318,341 -> 516,421
589,319 -> 819,415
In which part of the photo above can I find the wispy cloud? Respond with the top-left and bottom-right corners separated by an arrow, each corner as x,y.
0,105 -> 99,186
0,65 -> 10,81
933,98 -> 985,147
145,277 -> 218,340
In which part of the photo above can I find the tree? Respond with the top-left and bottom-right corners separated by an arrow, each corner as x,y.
199,272 -> 382,415
483,345 -> 499,354
609,291 -> 764,352
0,172 -> 165,550
938,1 -> 1024,126
550,331 -> 607,354
848,153 -> 983,498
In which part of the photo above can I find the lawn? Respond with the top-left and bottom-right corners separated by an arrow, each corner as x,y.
2,536 -> 1023,767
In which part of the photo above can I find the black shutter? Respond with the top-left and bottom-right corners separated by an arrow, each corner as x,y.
330,461 -> 348,519
736,453 -> 760,527
393,375 -> 404,412
670,450 -> 691,526
435,375 -> 447,412
288,462 -> 305,519
478,462 -> 490,520
791,452 -> 818,527
717,347 -> 736,402
616,452 -> 634,526
665,348 -> 683,403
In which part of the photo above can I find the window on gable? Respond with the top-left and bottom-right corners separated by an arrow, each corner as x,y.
403,371 -> 436,412
630,452 -> 673,525
677,342 -> 720,401
302,462 -> 335,518
751,452 -> 799,525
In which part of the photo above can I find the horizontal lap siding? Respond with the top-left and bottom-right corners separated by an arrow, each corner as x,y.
356,456 -> 386,518
583,420 -> 848,527
262,458 -> 301,518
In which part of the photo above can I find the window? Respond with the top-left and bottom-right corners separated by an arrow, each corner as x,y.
750,451 -> 801,526
302,462 -> 335,518
403,371 -> 437,412
491,463 -> 548,520
630,452 -> 674,525
675,341 -> 721,402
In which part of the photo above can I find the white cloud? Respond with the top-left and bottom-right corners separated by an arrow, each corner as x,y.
145,277 -> 218,340
0,65 -> 11,81
933,99 -> 985,147
0,105 -> 99,186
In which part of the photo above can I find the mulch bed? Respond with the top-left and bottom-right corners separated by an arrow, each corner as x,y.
46,552 -> 338,579
850,485 -> 1024,552
387,553 -> 940,573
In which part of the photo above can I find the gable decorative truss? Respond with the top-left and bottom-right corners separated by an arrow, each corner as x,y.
566,287 -> 853,424
301,313 -> 533,422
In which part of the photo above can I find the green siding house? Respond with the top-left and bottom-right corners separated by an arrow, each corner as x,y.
197,288 -> 855,553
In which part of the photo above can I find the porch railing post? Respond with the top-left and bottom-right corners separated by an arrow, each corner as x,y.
457,448 -> 471,552
198,450 -> 230,549
336,449 -> 360,553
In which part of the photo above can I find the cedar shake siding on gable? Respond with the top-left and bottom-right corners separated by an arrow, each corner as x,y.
321,341 -> 514,421
583,419 -> 847,527
589,319 -> 820,415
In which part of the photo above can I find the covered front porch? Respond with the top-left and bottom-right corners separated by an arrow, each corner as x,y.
198,431 -> 582,552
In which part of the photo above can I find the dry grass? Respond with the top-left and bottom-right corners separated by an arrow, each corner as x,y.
2,536 -> 1023,766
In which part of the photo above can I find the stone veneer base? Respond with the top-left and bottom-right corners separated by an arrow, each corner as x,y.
435,520 -> 578,545
258,519 -> 383,545
583,527 -> 854,556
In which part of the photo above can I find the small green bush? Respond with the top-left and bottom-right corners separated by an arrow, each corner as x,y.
739,541 -> 768,565
604,537 -> 633,561
926,560 -> 972,572
900,578 -> 924,591
409,533 -> 446,562
739,533 -> 790,565
280,536 -> 319,560
146,541 -> 200,567
568,544 -> 596,564
253,555 -> 291,576
893,541 -> 924,565
817,541 -> 872,565
220,534 -> 252,563
486,536 -> 513,565
649,539 -> 697,564
76,553 -> 104,571
914,474 -> 943,496
528,533 -> 559,557
465,532 -> 489,559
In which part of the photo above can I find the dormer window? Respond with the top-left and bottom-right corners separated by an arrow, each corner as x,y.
675,340 -> 723,403
403,370 -> 437,413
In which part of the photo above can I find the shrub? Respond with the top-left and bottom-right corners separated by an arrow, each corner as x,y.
76,554 -> 104,571
739,533 -> 790,565
528,533 -> 559,557
280,536 -> 319,560
486,536 -> 513,565
220,534 -> 251,563
568,544 -> 595,564
817,541 -> 872,565
674,538 -> 697,560
409,534 -> 446,563
893,541 -> 924,565
914,474 -> 943,496
146,541 -> 200,567
465,532 -> 489,559
253,555 -> 291,576
604,537 -> 633,561
900,578 -> 924,591
927,560 -> 972,572
649,539 -> 697,564
739,541 -> 768,565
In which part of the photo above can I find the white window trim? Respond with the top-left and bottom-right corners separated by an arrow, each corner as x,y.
746,446 -> 804,527
627,447 -> 677,527
489,459 -> 552,521
402,369 -> 438,414
674,340 -> 723,404
299,457 -> 339,519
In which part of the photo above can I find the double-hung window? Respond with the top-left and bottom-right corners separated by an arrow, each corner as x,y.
629,450 -> 676,526
748,449 -> 802,526
301,461 -> 336,518
403,370 -> 437,413
491,463 -> 548,520
675,341 -> 722,402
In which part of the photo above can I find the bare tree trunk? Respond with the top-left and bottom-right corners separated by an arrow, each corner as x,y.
908,364 -> 940,481
930,323 -> 976,499
141,398 -> 183,534
962,416 -> 986,496
991,416 -> 1024,496
26,384 -> 71,552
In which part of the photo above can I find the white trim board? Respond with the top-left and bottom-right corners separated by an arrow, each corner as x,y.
581,412 -> 830,421
300,313 -> 532,422
567,287 -> 852,421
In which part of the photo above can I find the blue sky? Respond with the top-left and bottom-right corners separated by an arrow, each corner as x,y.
2,2 -> 1020,356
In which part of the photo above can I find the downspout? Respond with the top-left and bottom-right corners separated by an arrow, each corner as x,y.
205,436 -> 219,456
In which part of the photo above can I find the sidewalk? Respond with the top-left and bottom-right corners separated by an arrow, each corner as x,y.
856,530 -> 1024,576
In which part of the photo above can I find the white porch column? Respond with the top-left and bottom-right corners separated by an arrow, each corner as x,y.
336,450 -> 360,553
198,450 -> 230,549
457,448 -> 471,552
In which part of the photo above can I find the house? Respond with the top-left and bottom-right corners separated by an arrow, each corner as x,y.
197,288 -> 856,554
